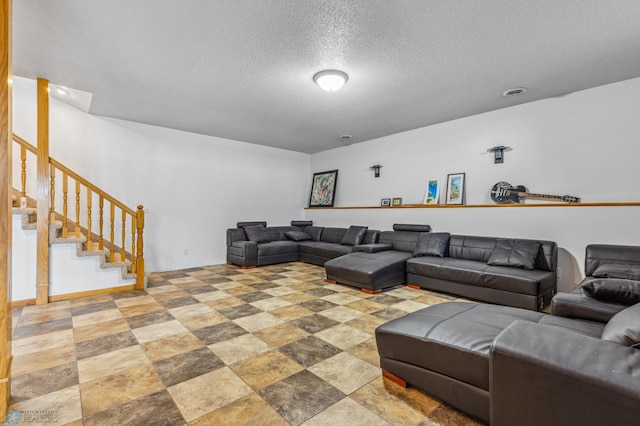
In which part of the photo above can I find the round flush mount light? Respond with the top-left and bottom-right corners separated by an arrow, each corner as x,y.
314,70 -> 348,92
502,87 -> 527,97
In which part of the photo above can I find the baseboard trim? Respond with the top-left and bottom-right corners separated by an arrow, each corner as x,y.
9,298 -> 36,308
48,284 -> 138,302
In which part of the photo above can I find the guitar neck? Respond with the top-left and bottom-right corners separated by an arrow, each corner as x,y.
517,192 -> 564,202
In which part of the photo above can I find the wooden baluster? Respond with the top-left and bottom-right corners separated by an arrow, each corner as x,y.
136,205 -> 145,290
131,215 -> 136,273
75,180 -> 81,238
121,209 -> 126,262
62,173 -> 68,237
98,196 -> 104,250
49,164 -> 55,221
20,145 -> 26,206
86,188 -> 92,251
110,202 -> 115,262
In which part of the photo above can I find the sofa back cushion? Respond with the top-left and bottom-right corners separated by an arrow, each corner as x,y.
285,231 -> 313,241
585,244 -> 640,277
592,264 -> 640,281
449,235 -> 557,272
413,232 -> 450,257
487,239 -> 541,270
341,225 -> 368,246
244,225 -> 270,243
601,303 -> 640,347
379,230 -> 423,253
265,226 -> 299,242
320,227 -> 348,244
363,230 -> 381,244
303,226 -> 323,242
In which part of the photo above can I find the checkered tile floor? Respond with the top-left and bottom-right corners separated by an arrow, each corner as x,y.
9,262 -> 482,425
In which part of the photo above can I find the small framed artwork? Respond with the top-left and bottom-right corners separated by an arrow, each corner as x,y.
308,169 -> 338,207
423,179 -> 439,204
381,198 -> 391,206
446,173 -> 465,205
392,197 -> 402,206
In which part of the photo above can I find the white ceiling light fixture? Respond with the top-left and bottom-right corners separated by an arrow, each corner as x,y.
314,70 -> 348,92
55,86 -> 71,96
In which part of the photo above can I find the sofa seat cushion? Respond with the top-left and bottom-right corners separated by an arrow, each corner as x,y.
483,266 -> 555,296
438,259 -> 490,286
298,241 -> 353,259
257,241 -> 299,257
325,251 -> 412,288
376,302 -> 546,390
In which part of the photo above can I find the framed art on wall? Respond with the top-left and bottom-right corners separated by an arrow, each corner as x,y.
392,197 -> 403,206
423,179 -> 439,204
446,173 -> 465,205
308,170 -> 338,207
381,198 -> 391,206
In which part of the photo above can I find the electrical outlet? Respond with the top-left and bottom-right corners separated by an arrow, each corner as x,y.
183,248 -> 189,255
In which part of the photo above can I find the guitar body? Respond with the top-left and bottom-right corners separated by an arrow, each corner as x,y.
491,181 -> 527,204
490,181 -> 581,204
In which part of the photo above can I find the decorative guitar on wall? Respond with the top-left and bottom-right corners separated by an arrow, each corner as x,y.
490,181 -> 581,204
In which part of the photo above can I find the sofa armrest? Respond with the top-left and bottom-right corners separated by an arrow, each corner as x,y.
490,321 -> 640,426
551,292 -> 625,323
227,241 -> 258,266
353,243 -> 393,253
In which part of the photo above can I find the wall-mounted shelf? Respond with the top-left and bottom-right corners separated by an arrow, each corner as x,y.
305,202 -> 640,210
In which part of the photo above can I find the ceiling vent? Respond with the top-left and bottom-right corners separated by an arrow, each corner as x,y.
503,87 -> 527,97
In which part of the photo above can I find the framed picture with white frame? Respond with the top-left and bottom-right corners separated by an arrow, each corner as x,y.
446,173 -> 465,205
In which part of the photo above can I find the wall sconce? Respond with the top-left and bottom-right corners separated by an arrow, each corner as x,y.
370,164 -> 382,178
487,146 -> 512,164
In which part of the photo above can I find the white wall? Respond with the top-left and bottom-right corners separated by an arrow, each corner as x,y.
12,77 -> 311,272
307,77 -> 640,292
12,216 -> 36,302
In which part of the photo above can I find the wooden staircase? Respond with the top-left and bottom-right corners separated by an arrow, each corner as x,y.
12,131 -> 145,304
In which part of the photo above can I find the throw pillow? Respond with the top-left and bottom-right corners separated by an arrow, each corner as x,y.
592,263 -> 640,281
582,279 -> 640,305
601,303 -> 640,347
487,239 -> 541,270
284,231 -> 312,241
303,226 -> 323,241
244,225 -> 270,243
341,225 -> 368,246
413,232 -> 450,257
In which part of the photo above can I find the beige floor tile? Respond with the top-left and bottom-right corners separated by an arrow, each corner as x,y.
72,308 -> 123,328
230,350 -> 304,390
309,352 -> 380,394
351,376 -> 441,424
69,294 -> 113,307
288,282 -> 318,292
279,292 -> 316,304
314,324 -> 373,350
113,294 -> 157,308
168,367 -> 252,422
180,311 -> 229,331
345,315 -> 387,335
168,303 -> 213,319
385,287 -> 422,299
270,304 -> 314,321
321,293 -> 362,306
118,301 -> 166,317
346,299 -> 387,314
392,299 -> 429,313
209,333 -> 270,365
263,286 -> 298,296
131,319 -> 189,344
412,293 -> 455,306
17,308 -> 71,327
145,284 -> 179,294
11,345 -> 76,377
301,397 -> 391,426
193,290 -> 231,302
19,300 -> 69,315
233,312 -> 283,332
78,345 -> 150,383
204,296 -> 246,310
9,385 -> 83,425
253,322 -> 310,347
73,318 -> 131,343
319,306 -> 365,323
80,365 -> 165,416
250,297 -> 292,311
13,329 -> 75,356
190,393 -> 288,426
141,332 -> 206,362
225,285 -> 258,296
151,289 -> 191,302
347,338 -> 381,367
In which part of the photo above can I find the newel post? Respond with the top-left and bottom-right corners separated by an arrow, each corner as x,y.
35,78 -> 50,305
135,205 -> 145,290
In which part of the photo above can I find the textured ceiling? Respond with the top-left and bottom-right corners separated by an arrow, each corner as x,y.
12,1 -> 640,154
